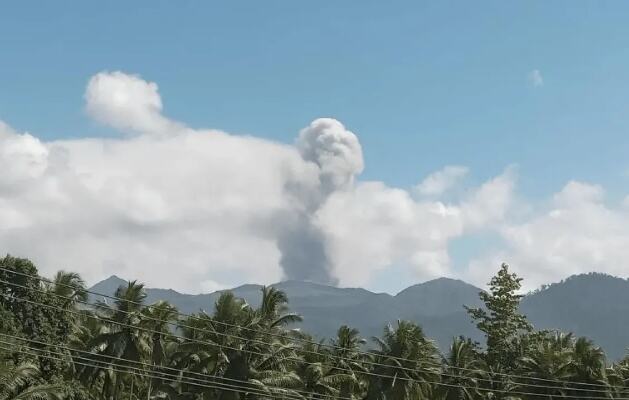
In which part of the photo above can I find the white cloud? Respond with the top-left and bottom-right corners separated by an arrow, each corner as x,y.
529,69 -> 544,87
5,70 -> 628,295
85,71 -> 185,136
460,166 -> 516,229
466,181 -> 629,291
1,126 -> 300,291
316,182 -> 461,287
0,121 -> 49,185
414,165 -> 469,196
2,72 -> 324,290
316,168 -> 515,287
0,71 -> 518,292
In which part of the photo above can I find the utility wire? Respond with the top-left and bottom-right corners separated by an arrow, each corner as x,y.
1,266 -> 477,370
0,343 -> 307,400
0,271 -> 616,393
0,290 -> 618,397
0,333 -> 350,400
0,342 -> 620,400
0,267 -> 619,391
0,291 -> 457,390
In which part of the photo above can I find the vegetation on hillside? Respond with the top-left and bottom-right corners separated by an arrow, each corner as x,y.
1,255 -> 628,400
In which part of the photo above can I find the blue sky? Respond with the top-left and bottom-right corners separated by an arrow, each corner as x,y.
3,1 -> 629,192
2,1 -> 629,293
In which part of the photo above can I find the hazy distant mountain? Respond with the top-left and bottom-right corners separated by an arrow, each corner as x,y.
521,273 -> 629,361
89,273 -> 629,360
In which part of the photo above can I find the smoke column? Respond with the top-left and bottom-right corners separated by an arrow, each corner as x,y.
276,118 -> 363,284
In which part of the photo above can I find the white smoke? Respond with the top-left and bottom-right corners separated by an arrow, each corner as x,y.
297,118 -> 363,194
270,118 -> 366,284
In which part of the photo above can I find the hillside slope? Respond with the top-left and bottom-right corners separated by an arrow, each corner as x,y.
89,273 -> 629,359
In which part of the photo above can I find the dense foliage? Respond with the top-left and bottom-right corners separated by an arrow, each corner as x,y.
1,255 -> 628,400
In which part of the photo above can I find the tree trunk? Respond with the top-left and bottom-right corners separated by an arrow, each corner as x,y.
147,372 -> 152,400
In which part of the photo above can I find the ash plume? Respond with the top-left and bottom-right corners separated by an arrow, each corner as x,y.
276,118 -> 363,285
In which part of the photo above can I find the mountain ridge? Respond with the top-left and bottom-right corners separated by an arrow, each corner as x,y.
89,272 -> 629,360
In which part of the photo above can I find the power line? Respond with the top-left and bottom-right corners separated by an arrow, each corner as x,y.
0,340 -> 620,400
0,267 -> 618,391
0,333 -> 351,400
0,266 -> 457,369
0,291 -> 446,389
0,291 -> 618,397
2,277 -> 447,382
0,344 -> 305,400
0,270 -> 616,392
0,276 -> 371,373
6,333 -> 620,400
18,278 -> 501,390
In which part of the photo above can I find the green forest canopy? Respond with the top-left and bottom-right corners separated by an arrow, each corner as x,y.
1,255 -> 628,400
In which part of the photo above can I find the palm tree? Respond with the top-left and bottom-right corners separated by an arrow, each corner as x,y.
83,281 -> 151,400
51,271 -> 91,369
329,326 -> 367,400
0,361 -> 63,400
140,301 -> 179,400
50,271 -> 87,309
219,288 -> 304,400
69,311 -> 106,353
256,287 -> 303,332
295,337 -> 337,400
141,301 -> 179,368
171,312 -> 222,378
168,293 -> 248,400
439,337 -> 487,400
367,321 -> 440,400
514,333 -> 573,398
567,337 -> 610,398
169,290 -> 299,400
606,360 -> 629,399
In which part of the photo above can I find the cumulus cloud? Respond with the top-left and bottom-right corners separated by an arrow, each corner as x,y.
529,69 -> 544,87
2,72 -> 321,290
460,166 -> 516,229
415,165 -> 469,196
317,168 -> 515,287
316,182 -> 462,286
1,124 -> 300,291
4,69 -> 623,294
466,180 -> 629,291
85,71 -> 185,135
0,121 -> 49,186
